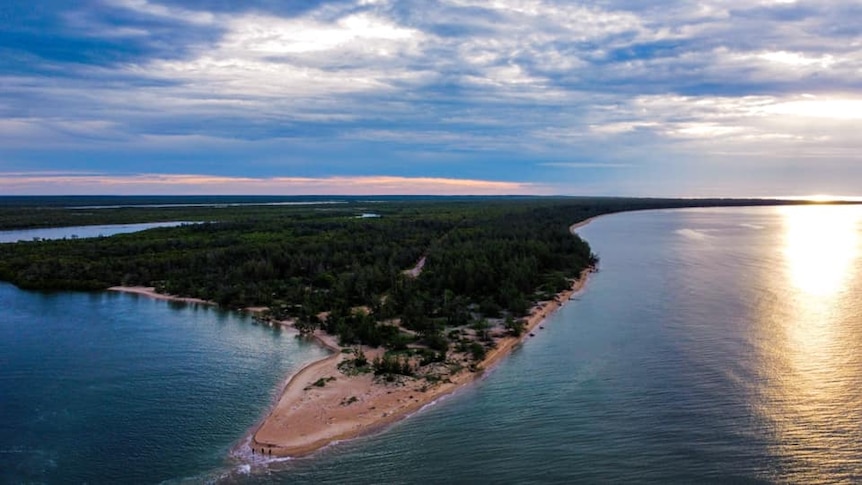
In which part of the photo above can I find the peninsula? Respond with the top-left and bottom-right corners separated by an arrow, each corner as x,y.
0,196 -> 820,459
107,211 -> 600,456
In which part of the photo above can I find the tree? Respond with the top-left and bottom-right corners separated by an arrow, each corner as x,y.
471,318 -> 491,341
504,315 -> 525,336
295,307 -> 320,335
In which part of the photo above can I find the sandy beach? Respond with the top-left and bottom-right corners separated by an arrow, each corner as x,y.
107,286 -> 216,306
249,266 -> 593,457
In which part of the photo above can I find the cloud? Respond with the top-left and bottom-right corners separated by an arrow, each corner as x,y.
540,162 -> 634,169
762,98 -> 862,120
139,9 -> 430,101
106,0 -> 217,25
0,172 -> 547,196
3,0 -> 862,196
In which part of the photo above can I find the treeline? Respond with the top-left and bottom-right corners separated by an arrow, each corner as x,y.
0,198 -> 355,230
0,195 -> 822,231
0,214 -> 440,309
0,195 -> 522,230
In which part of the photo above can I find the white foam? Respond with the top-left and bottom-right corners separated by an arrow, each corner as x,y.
230,435 -> 294,469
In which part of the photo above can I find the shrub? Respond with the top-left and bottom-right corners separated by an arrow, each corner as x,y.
469,342 -> 486,360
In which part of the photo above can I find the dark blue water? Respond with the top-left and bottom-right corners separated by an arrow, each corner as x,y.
0,222 -> 198,243
0,286 -> 328,483
3,206 -> 862,483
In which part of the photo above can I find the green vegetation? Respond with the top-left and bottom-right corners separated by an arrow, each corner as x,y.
306,376 -> 337,390
373,354 -> 415,377
338,348 -> 372,376
0,195 -> 823,373
504,315 -> 526,337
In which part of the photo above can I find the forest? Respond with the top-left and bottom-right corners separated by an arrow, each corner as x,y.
0,196 -> 817,364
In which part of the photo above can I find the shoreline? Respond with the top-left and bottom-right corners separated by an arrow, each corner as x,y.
248,267 -> 594,458
107,217 -> 600,461
107,286 -> 217,306
107,286 -> 272,316
247,218 -> 599,458
569,215 -> 602,234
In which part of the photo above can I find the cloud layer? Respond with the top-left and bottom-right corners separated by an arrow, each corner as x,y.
2,0 -> 862,195
0,172 -> 541,195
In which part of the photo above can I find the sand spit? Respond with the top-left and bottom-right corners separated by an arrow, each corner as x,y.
250,263 -> 595,458
107,286 -> 216,306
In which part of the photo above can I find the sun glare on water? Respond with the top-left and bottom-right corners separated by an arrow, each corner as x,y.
781,205 -> 861,296
767,205 -> 862,479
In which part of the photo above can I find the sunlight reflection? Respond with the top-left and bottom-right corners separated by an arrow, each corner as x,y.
755,205 -> 862,481
781,205 -> 861,296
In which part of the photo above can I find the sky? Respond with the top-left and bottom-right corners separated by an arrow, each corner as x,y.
1,0 -> 861,197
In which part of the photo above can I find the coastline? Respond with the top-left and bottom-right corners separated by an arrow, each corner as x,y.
569,215 -> 602,234
107,286 -> 272,316
107,217 -> 600,460
248,218 -> 599,458
107,286 -> 217,306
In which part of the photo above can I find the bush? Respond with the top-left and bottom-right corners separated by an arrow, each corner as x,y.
373,354 -> 415,376
353,348 -> 368,367
419,349 -> 446,366
469,342 -> 486,361
424,332 -> 449,352
504,316 -> 525,336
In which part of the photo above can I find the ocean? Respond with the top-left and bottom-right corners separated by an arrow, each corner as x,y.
2,205 -> 861,483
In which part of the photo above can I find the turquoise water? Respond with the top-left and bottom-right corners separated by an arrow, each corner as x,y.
3,205 -> 862,483
0,222 -> 198,243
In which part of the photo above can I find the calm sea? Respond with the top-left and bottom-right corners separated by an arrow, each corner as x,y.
0,287 -> 328,483
2,205 -> 861,483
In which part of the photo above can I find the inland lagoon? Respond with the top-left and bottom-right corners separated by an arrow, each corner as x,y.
0,222 -> 198,244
